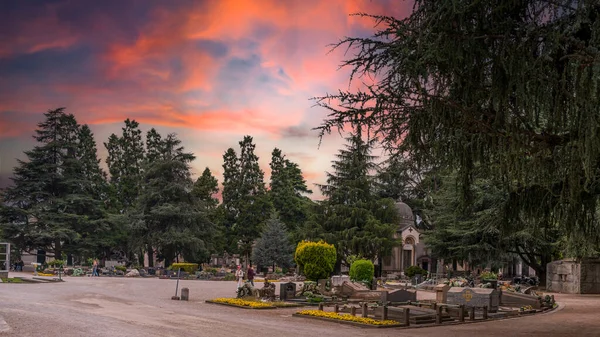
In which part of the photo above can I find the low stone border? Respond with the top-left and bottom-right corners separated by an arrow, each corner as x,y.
205,300 -> 276,310
292,313 -> 404,328
292,303 -> 560,330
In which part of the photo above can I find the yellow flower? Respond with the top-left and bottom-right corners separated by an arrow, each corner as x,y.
296,310 -> 400,325
211,298 -> 275,308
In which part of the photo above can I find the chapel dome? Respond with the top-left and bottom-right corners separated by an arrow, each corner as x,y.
395,201 -> 415,228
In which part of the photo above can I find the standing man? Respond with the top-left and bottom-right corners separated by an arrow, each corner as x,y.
247,265 -> 255,287
235,265 -> 244,288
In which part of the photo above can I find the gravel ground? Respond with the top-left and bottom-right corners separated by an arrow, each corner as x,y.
1,273 -> 599,337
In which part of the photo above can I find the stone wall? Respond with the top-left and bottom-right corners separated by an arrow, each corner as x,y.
547,259 -> 600,294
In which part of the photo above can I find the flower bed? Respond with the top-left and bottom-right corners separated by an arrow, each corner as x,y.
294,310 -> 401,327
37,273 -> 55,277
206,298 -> 276,309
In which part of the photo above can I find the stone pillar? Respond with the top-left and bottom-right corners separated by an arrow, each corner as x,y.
181,288 -> 189,301
404,308 -> 410,326
382,305 -> 388,320
362,303 -> 368,318
435,284 -> 450,304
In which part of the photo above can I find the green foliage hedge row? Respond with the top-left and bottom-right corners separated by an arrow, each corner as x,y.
171,263 -> 199,274
349,259 -> 374,284
294,240 -> 336,281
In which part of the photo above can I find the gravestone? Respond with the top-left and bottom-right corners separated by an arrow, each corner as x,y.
341,281 -> 369,297
351,290 -> 383,301
331,275 -> 350,287
381,289 -> 417,303
447,287 -> 499,312
280,282 -> 297,301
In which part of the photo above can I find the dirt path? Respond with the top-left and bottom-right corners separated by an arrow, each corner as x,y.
1,275 -> 599,336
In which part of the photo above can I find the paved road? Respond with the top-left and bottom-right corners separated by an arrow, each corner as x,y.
0,274 -> 599,336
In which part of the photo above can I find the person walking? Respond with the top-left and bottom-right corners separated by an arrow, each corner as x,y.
92,259 -> 99,277
235,265 -> 244,288
247,265 -> 255,287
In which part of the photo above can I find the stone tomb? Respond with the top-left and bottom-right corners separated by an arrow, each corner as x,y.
382,289 -> 417,303
547,258 -> 600,294
447,287 -> 499,312
500,291 -> 542,309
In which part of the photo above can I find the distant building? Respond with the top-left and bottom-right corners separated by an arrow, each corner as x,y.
381,201 -> 437,275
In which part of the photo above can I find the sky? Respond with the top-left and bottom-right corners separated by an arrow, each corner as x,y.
0,0 -> 412,199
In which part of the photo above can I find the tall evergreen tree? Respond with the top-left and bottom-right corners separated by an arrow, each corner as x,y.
0,108 -> 106,259
318,129 -> 398,268
421,170 -> 564,285
131,133 -> 215,265
217,136 -> 272,263
316,1 -> 600,250
192,167 -> 219,209
269,148 -> 312,236
104,119 -> 145,212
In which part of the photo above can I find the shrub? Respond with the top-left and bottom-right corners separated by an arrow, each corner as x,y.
223,273 -> 236,281
294,240 -> 336,281
480,271 -> 498,280
204,267 -> 219,274
48,260 -> 65,267
171,263 -> 199,274
114,265 -> 127,273
349,259 -> 374,285
405,265 -> 427,278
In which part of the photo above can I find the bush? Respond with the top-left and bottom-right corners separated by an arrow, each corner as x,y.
349,259 -> 374,285
48,260 -> 65,267
223,273 -> 236,281
114,265 -> 127,273
480,271 -> 498,280
405,265 -> 427,278
294,240 -> 336,281
171,263 -> 199,274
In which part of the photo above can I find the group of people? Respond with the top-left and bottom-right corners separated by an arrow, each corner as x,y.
12,259 -> 24,271
235,264 -> 255,288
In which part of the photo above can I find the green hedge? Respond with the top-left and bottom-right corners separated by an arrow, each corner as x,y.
171,263 -> 199,274
405,265 -> 427,278
294,240 -> 336,281
349,259 -> 374,284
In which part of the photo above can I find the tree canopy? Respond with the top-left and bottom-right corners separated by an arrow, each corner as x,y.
316,1 -> 600,252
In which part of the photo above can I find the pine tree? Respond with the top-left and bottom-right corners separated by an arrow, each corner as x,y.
269,148 -> 312,236
252,217 -> 295,272
0,108 -> 107,259
192,168 -> 219,209
315,1 -> 600,249
217,136 -> 272,263
318,129 -> 398,268
104,119 -> 145,212
131,133 -> 215,265
420,170 -> 564,284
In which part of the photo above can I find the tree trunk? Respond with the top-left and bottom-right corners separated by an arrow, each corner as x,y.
147,244 -> 154,268
54,240 -> 62,263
